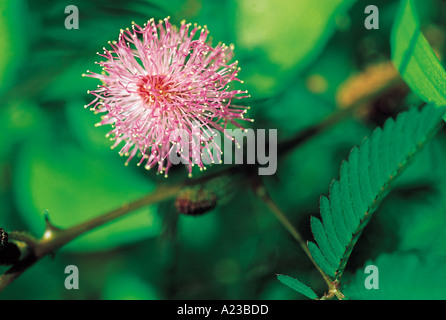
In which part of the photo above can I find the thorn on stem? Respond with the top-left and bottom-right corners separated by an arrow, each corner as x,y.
43,211 -> 64,240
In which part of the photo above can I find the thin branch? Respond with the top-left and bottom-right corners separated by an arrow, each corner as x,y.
0,184 -> 182,291
278,75 -> 403,156
0,66 -> 403,292
252,179 -> 344,300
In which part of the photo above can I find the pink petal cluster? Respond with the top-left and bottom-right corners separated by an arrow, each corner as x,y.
84,17 -> 250,177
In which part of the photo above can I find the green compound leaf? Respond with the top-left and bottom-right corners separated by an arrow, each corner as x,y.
276,274 -> 319,300
343,252 -> 446,299
308,105 -> 445,280
391,0 -> 446,106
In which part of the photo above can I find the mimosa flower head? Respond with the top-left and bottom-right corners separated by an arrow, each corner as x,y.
84,17 -> 251,177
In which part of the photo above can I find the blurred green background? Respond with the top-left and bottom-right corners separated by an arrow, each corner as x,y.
1,0 -> 446,299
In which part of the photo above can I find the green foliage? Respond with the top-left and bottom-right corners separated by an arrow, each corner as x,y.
379,181 -> 446,257
2,0 -> 446,300
343,253 -> 446,299
308,105 -> 445,280
265,116 -> 371,217
102,272 -> 160,300
0,0 -> 27,96
14,132 -> 161,252
276,274 -> 318,300
234,0 -> 357,96
391,0 -> 446,106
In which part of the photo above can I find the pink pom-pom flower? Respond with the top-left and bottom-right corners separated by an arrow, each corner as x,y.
84,17 -> 251,177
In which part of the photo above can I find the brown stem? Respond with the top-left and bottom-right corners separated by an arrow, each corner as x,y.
0,184 -> 182,291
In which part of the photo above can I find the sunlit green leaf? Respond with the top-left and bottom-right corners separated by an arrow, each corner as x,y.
234,0 -> 357,96
391,0 -> 446,106
14,133 -> 161,252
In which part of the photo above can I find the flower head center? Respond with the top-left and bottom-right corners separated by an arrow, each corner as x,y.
137,75 -> 173,106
